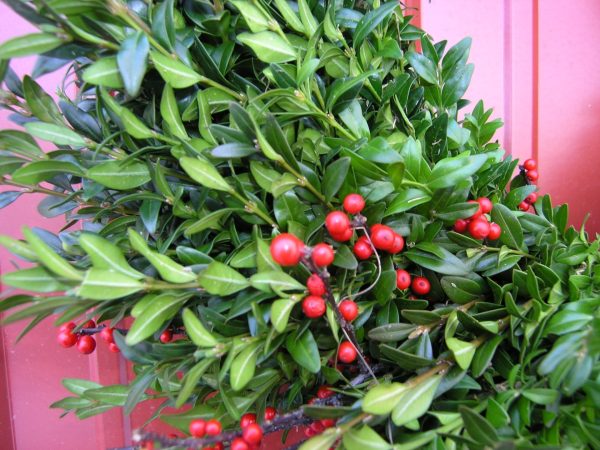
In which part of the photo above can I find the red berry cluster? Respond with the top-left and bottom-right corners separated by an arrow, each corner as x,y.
395,270 -> 431,297
518,191 -> 538,212
189,418 -> 223,440
304,417 -> 337,438
453,197 -> 501,241
57,321 -> 119,354
522,158 -> 538,182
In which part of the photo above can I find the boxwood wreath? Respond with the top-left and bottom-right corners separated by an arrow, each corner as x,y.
1,0 -> 599,449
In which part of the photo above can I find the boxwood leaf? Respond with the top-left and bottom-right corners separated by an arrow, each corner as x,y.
23,227 -> 82,280
271,297 -> 300,332
491,203 -> 524,249
237,31 -> 296,63
286,328 -> 321,373
391,375 -> 442,425
427,154 -> 487,190
77,269 -> 144,300
343,425 -> 392,450
198,261 -> 249,295
12,160 -> 83,184
125,292 -> 185,345
24,122 -> 86,147
82,57 -> 124,88
117,32 -> 149,97
0,33 -> 65,58
180,157 -> 233,192
150,51 -> 202,88
78,233 -> 144,279
362,382 -> 407,415
87,160 -> 151,190
182,308 -> 218,347
230,342 -> 261,391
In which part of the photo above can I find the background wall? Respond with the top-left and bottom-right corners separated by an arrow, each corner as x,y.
1,0 -> 600,449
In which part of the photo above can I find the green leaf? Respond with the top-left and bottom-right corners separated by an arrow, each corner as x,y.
230,342 -> 261,391
24,122 -> 86,147
343,425 -> 392,450
184,209 -> 234,237
404,247 -> 469,276
117,32 -> 149,97
273,0 -> 305,34
353,1 -> 398,48
150,51 -> 202,88
82,57 -> 124,88
237,32 -> 296,63
406,51 -> 438,84
440,276 -> 483,304
459,406 -> 498,445
297,0 -> 318,36
491,204 -> 524,249
78,233 -> 143,279
323,157 -> 350,201
1,267 -> 69,292
391,375 -> 442,426
12,161 -> 83,184
250,271 -> 305,294
180,157 -> 233,192
182,308 -> 218,347
427,154 -> 487,190
368,323 -> 416,342
231,0 -> 270,32
0,130 -> 44,159
0,33 -> 65,58
442,64 -> 474,107
161,84 -> 188,140
299,429 -> 338,450
435,202 -> 480,221
62,378 -> 102,396
175,358 -> 215,408
522,388 -> 559,405
87,160 -> 151,190
271,297 -> 300,332
362,382 -> 407,415
84,385 -> 130,406
286,328 -> 321,373
125,292 -> 185,345
385,188 -> 431,216
446,337 -> 476,370
198,261 -> 249,295
23,75 -> 63,124
23,227 -> 82,280
77,269 -> 144,300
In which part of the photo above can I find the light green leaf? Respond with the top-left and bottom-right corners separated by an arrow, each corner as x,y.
238,31 -> 296,63
362,382 -> 407,415
151,51 -> 202,88
0,33 -> 65,58
230,342 -> 261,391
198,261 -> 249,295
271,297 -> 300,332
23,227 -> 82,280
125,292 -> 185,345
24,122 -> 86,147
180,157 -> 233,192
1,267 -> 70,292
161,84 -> 188,140
250,271 -> 305,294
286,328 -> 321,373
78,233 -> 143,279
77,269 -> 144,300
82,57 -> 124,88
87,160 -> 151,190
182,308 -> 218,347
446,337 -> 476,370
427,154 -> 487,190
343,425 -> 392,450
12,161 -> 83,184
117,32 -> 149,96
391,375 -> 442,426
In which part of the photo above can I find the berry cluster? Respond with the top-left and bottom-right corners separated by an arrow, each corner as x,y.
304,386 -> 337,437
57,321 -> 120,354
518,191 -> 538,212
453,197 -> 501,240
522,158 -> 538,182
188,419 -> 225,449
395,270 -> 431,296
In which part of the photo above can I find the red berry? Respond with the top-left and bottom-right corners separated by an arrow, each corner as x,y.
57,331 -> 78,348
526,169 -> 539,181
488,223 -> 502,240
518,200 -> 530,211
312,243 -> 335,267
307,397 -> 318,405
412,277 -> 431,296
59,322 -> 76,333
189,419 -> 207,438
215,443 -> 224,450
302,296 -> 326,319
160,330 -> 173,343
242,423 -> 263,445
82,319 -> 96,329
389,233 -> 404,254
467,200 -> 483,219
353,237 -> 373,260
100,326 -> 115,343
108,342 -> 120,353
525,192 -> 538,204
338,300 -> 358,322
240,413 -> 257,428
396,269 -> 411,290
454,219 -> 469,233
317,386 -> 334,399
264,407 -> 277,421
477,197 -> 493,214
77,335 -> 96,354
231,438 -> 249,450
468,218 -> 491,240
523,158 -> 537,171
320,419 -> 336,428
270,233 -> 303,266
338,341 -> 357,363
205,419 -> 222,436
304,427 -> 316,437
330,227 -> 353,242
370,225 -> 395,250
307,274 -> 326,296
310,421 -> 325,433
343,194 -> 365,215
325,211 -> 351,235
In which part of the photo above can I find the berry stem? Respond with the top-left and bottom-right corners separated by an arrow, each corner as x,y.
351,226 -> 382,299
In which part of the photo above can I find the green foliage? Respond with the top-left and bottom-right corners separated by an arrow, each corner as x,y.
0,0 -> 599,449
